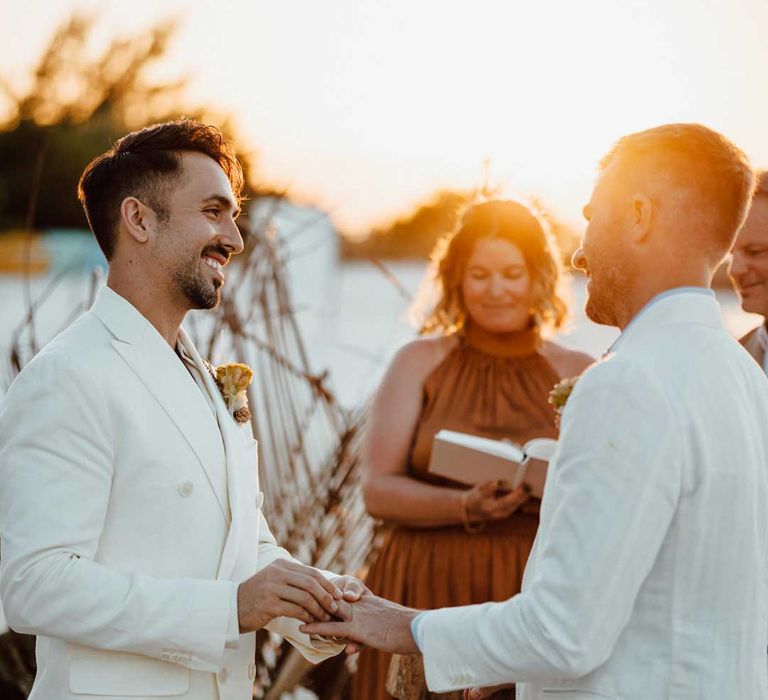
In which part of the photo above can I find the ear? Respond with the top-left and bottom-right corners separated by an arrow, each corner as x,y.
120,196 -> 155,244
629,193 -> 653,244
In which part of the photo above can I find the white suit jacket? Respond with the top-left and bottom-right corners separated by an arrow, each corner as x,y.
418,292 -> 768,699
0,286 -> 341,700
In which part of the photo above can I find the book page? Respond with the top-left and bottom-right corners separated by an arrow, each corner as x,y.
435,430 -> 525,462
522,437 -> 557,462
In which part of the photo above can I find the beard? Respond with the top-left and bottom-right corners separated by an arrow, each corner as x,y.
172,250 -> 221,310
584,254 -> 634,328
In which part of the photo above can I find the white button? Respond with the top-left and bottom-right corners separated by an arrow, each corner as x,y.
255,491 -> 264,508
248,662 -> 256,680
218,668 -> 229,684
178,481 -> 194,497
160,651 -> 171,661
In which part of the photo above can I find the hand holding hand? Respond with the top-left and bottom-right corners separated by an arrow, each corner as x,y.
299,594 -> 420,655
237,559 -> 343,633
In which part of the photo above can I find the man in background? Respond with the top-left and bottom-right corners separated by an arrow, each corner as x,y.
730,169 -> 768,372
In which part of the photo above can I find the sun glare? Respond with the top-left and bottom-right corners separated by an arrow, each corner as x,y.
3,0 -> 768,233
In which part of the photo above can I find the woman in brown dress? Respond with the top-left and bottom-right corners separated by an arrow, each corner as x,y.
351,200 -> 593,700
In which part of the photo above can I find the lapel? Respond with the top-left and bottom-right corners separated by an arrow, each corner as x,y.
176,329 -> 254,580
90,286 -> 231,523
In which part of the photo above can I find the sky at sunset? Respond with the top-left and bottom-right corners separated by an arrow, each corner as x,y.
2,0 -> 768,235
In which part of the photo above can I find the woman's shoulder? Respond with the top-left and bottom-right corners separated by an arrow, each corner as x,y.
540,340 -> 595,379
386,334 -> 459,380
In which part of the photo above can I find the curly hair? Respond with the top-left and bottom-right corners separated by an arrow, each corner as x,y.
416,200 -> 569,336
77,118 -> 244,259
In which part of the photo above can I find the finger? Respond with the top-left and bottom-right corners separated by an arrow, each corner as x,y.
310,568 -> 344,600
332,598 -> 355,621
491,486 -> 529,512
345,642 -> 364,655
283,560 -> 344,600
286,572 -> 340,616
275,601 -> 322,625
280,582 -> 334,622
341,579 -> 367,601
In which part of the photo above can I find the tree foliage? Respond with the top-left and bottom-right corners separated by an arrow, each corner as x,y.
342,189 -> 476,259
0,13 -> 255,232
342,189 -> 580,262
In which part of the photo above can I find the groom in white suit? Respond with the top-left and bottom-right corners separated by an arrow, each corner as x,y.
303,124 -> 768,699
0,119 -> 363,700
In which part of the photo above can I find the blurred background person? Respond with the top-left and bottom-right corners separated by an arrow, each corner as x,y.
730,170 -> 768,373
353,200 -> 593,700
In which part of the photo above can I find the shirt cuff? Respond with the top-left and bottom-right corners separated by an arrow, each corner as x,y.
411,611 -> 427,652
225,582 -> 241,649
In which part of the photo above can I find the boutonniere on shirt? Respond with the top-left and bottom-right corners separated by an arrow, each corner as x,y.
207,361 -> 254,424
548,376 -> 579,427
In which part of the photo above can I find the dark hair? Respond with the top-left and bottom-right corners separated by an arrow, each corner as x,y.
599,123 -> 755,261
77,119 -> 244,259
418,200 -> 568,335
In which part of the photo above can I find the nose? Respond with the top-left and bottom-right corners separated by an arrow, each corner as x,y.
488,274 -> 505,297
571,246 -> 587,272
222,217 -> 245,256
728,251 -> 746,281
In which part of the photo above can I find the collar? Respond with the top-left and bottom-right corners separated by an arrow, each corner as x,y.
608,287 -> 720,354
90,285 -> 153,345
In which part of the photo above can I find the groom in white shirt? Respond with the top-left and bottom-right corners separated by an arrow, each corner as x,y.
0,119 -> 363,700
304,124 -> 768,700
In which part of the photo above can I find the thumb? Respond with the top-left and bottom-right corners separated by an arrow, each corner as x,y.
342,581 -> 365,601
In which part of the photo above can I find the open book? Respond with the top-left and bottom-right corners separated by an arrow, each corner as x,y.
428,430 -> 558,498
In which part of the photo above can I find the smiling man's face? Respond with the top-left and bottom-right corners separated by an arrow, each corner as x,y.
151,151 -> 244,310
730,195 -> 768,319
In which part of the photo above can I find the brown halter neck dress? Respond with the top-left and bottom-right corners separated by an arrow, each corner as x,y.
352,324 -> 561,700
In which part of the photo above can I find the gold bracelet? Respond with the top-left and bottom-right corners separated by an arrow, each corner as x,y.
461,490 -> 485,534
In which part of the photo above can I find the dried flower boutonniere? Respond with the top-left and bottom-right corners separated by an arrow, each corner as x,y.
207,361 -> 254,424
548,376 -> 579,428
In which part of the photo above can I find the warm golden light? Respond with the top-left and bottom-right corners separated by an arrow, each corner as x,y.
3,0 -> 768,233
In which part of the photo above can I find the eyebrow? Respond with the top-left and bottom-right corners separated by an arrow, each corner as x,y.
203,194 -> 241,218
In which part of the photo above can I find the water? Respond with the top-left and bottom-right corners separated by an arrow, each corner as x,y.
0,262 -> 762,404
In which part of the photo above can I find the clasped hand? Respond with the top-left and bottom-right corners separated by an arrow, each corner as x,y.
237,558 -> 368,634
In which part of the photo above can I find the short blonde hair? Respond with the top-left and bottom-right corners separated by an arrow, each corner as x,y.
416,200 -> 568,336
599,123 -> 755,262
